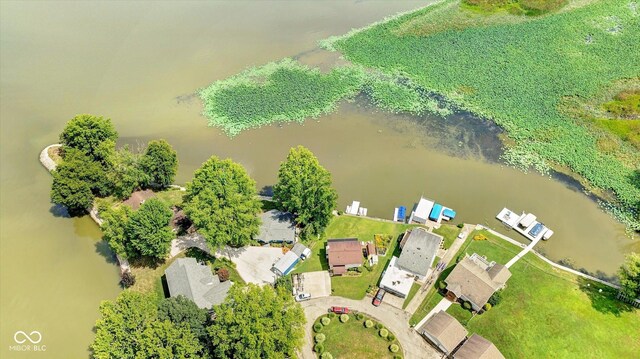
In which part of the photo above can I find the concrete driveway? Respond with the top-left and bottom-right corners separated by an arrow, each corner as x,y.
294,271 -> 331,298
299,296 -> 440,359
218,246 -> 284,285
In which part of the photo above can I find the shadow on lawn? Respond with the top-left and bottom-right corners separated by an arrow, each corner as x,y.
577,277 -> 635,317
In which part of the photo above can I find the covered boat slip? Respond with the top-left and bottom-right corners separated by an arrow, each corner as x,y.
496,208 -> 554,241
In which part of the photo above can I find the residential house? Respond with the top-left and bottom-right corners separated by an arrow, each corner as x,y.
417,310 -> 468,355
164,257 -> 232,309
397,228 -> 443,280
255,210 -> 296,244
326,238 -> 363,276
453,334 -> 505,359
379,256 -> 414,298
444,253 -> 512,311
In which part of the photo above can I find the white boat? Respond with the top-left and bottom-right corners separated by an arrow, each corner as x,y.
496,208 -> 554,241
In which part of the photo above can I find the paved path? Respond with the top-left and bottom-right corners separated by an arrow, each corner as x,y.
300,296 -> 440,359
505,236 -> 541,268
414,297 -> 452,330
405,224 -> 475,314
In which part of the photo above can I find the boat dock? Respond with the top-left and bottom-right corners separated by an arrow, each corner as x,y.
496,208 -> 554,241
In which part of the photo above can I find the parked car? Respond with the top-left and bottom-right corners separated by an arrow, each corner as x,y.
373,288 -> 386,306
295,293 -> 311,302
330,306 -> 349,314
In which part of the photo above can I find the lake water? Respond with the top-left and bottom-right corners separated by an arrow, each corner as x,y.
1,1 -> 636,357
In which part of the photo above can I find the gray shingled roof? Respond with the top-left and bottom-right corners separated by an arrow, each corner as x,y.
256,210 -> 296,243
454,334 -> 505,359
164,258 -> 232,309
397,228 -> 443,277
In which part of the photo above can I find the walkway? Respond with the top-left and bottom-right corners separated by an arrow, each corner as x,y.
39,143 -> 61,172
413,297 -> 452,330
505,236 -> 542,268
405,223 -> 475,314
299,296 -> 440,359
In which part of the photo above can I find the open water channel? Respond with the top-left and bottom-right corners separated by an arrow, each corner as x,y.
1,1 -> 637,357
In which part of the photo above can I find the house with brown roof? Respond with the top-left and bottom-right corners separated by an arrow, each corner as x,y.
444,253 -> 511,311
326,238 -> 363,276
417,310 -> 468,355
453,333 -> 505,359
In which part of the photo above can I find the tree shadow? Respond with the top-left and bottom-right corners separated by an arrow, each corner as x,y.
129,255 -> 165,269
259,185 -> 274,197
317,247 -> 329,271
94,240 -> 118,265
577,276 -> 635,317
49,204 -> 70,218
219,246 -> 248,259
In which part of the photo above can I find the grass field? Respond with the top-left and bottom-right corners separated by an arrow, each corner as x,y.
410,228 -> 640,358
433,224 -> 461,250
294,215 -> 418,299
330,0 -> 640,228
314,314 -> 402,358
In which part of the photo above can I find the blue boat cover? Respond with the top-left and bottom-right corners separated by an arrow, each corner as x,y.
443,208 -> 456,219
429,203 -> 443,221
397,206 -> 406,219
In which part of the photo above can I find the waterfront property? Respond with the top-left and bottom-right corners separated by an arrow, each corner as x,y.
444,253 -> 511,311
397,228 -> 443,281
164,257 -> 232,309
496,208 -> 554,241
326,238 -> 364,275
408,197 -> 456,225
418,310 -> 468,356
255,209 -> 296,244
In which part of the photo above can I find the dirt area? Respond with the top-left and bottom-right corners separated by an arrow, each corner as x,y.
122,189 -> 156,210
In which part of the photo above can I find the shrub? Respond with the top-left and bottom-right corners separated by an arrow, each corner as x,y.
340,314 -> 349,323
328,312 -> 336,319
489,290 -> 502,306
390,344 -> 399,353
355,313 -> 364,321
120,271 -> 136,288
313,323 -> 323,332
321,353 -> 333,359
375,323 -> 383,330
457,223 -> 464,228
315,333 -> 326,343
387,333 -> 395,342
217,268 -> 230,282
463,301 -> 472,310
314,343 -> 325,354
364,320 -> 374,328
483,303 -> 492,311
321,316 -> 331,326
379,328 -> 389,338
438,281 -> 446,290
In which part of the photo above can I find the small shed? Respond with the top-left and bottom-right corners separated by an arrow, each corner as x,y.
271,251 -> 300,277
291,242 -> 311,260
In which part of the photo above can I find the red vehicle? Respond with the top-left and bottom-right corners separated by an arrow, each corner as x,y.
330,306 -> 350,314
372,288 -> 385,306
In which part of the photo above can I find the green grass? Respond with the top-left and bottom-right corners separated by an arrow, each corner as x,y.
294,215 -> 418,299
153,188 -> 185,208
462,0 -> 567,16
331,0 -> 640,228
446,302 -> 474,324
431,229 -> 640,358
314,314 -> 402,358
402,282 -> 421,309
433,224 -> 461,250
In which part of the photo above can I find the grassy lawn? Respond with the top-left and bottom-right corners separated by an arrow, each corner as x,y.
428,229 -> 640,358
433,224 -> 461,250
153,187 -> 185,208
129,254 -> 185,302
402,282 -> 421,309
314,314 -> 402,358
294,215 -> 418,299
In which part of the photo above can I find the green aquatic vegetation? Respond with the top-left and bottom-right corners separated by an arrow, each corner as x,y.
363,76 -> 452,116
330,0 -> 640,228
199,59 -> 365,136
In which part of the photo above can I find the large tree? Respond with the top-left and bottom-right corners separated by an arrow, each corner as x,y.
91,291 -> 202,359
127,198 -> 175,259
50,148 -> 108,215
109,146 -> 148,200
59,114 -> 117,165
618,252 -> 640,299
207,284 -> 305,359
101,205 -> 133,257
158,296 -> 211,355
140,139 -> 178,187
273,146 -> 337,237
183,156 -> 261,249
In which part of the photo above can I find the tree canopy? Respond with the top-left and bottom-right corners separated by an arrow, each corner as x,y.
273,146 -> 337,237
128,198 -> 175,259
108,146 -> 148,200
91,291 -> 202,359
618,252 -> 640,299
183,156 -> 261,250
101,205 -> 133,257
207,284 -> 305,359
140,139 -> 178,187
59,114 -> 117,165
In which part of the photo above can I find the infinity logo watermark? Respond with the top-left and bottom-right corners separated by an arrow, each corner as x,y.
9,331 -> 46,352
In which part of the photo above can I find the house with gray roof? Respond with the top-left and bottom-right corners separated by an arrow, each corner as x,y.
397,228 -> 443,280
454,333 -> 505,359
418,310 -> 468,355
256,210 -> 296,244
444,253 -> 511,311
164,257 -> 232,309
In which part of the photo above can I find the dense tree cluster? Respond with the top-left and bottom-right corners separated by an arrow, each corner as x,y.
50,114 -> 178,214
273,146 -> 338,238
618,252 -> 640,299
183,156 -> 262,250
92,285 -> 305,359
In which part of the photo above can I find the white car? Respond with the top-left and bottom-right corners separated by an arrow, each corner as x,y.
295,293 -> 311,302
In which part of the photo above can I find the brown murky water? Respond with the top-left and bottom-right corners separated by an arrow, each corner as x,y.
1,1 -> 636,357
